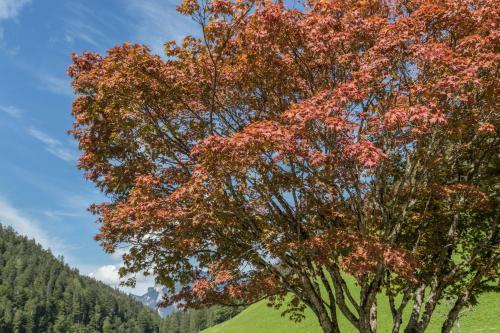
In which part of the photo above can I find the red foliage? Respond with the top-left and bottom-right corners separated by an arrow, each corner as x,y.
69,0 -> 499,331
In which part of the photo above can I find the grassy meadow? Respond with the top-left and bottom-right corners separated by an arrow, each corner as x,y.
203,289 -> 499,333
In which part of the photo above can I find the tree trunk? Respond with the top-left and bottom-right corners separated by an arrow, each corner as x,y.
300,275 -> 340,333
318,315 -> 339,333
369,301 -> 377,333
359,303 -> 377,333
442,271 -> 482,333
441,301 -> 464,333
417,286 -> 442,332
404,285 -> 425,333
392,315 -> 403,333
390,291 -> 410,333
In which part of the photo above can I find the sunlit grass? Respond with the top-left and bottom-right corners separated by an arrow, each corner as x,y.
203,289 -> 499,333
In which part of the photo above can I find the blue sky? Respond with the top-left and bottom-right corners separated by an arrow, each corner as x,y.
0,0 -> 196,294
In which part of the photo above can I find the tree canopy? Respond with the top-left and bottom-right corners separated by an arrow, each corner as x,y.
68,0 -> 499,332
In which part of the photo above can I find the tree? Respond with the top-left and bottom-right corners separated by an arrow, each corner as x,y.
53,313 -> 70,333
159,304 -> 243,332
189,308 -> 206,332
13,309 -> 26,333
136,309 -> 159,333
103,317 -> 113,333
68,0 -> 499,332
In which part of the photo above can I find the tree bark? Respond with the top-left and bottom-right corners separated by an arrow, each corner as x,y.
441,297 -> 466,333
417,285 -> 442,332
369,299 -> 377,333
317,315 -> 339,333
300,275 -> 340,333
389,289 -> 411,333
441,272 -> 482,333
326,266 -> 360,329
359,290 -> 378,333
359,304 -> 377,333
404,285 -> 425,333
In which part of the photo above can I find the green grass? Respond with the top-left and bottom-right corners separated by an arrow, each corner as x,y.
203,292 -> 500,333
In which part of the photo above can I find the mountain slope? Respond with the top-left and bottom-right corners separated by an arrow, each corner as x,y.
132,286 -> 175,317
0,224 -> 160,333
203,289 -> 499,332
160,305 -> 245,333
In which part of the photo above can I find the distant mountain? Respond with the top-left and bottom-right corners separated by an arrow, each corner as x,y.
132,286 -> 176,317
0,224 -> 160,332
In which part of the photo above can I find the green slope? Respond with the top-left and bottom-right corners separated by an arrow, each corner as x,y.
203,292 -> 499,333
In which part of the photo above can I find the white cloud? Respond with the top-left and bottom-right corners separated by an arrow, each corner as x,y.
88,264 -> 155,294
0,0 -> 31,21
110,247 -> 129,261
0,197 -> 67,255
89,264 -> 122,286
28,127 -> 77,162
0,104 -> 21,118
0,0 -> 30,52
125,0 -> 196,55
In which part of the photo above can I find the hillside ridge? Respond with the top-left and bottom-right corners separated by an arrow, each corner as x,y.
0,224 -> 160,332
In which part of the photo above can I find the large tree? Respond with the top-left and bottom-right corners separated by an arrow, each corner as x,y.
68,0 -> 499,332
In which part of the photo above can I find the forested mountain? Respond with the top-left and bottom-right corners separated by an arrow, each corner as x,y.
160,306 -> 244,333
132,287 -> 245,332
0,224 -> 159,333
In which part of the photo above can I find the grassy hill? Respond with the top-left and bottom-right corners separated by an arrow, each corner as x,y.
203,290 -> 499,333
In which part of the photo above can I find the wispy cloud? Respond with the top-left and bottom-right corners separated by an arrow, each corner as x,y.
0,0 -> 31,21
125,0 -> 196,55
64,17 -> 107,49
0,0 -> 31,52
42,210 -> 85,220
0,197 -> 68,255
0,104 -> 21,118
36,73 -> 73,96
14,62 -> 73,96
61,1 -> 117,51
28,127 -> 77,162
